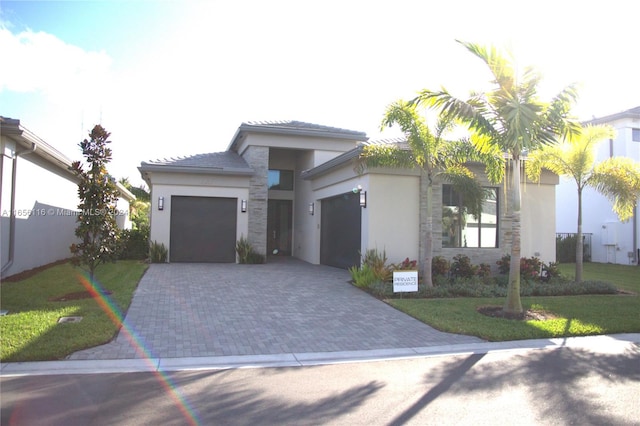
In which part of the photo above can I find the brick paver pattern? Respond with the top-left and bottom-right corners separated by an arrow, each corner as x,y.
69,259 -> 484,360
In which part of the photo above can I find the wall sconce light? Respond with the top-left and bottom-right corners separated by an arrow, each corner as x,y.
309,202 -> 315,215
359,191 -> 367,208
241,199 -> 247,213
158,196 -> 164,211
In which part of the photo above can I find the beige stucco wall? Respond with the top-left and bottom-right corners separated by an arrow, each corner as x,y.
292,151 -> 315,262
305,162 -> 559,271
364,172 -> 420,264
147,172 -> 250,262
520,177 -> 557,264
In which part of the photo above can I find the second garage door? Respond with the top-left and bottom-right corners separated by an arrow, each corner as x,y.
170,196 -> 237,263
320,192 -> 361,269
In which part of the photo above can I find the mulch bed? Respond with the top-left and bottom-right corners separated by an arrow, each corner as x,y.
477,305 -> 559,321
2,259 -> 71,283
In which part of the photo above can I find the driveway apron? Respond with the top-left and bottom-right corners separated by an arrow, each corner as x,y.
69,259 -> 483,360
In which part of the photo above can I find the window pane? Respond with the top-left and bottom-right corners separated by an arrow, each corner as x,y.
480,189 -> 498,248
268,170 -> 294,190
442,185 -> 461,248
442,185 -> 498,248
632,128 -> 640,142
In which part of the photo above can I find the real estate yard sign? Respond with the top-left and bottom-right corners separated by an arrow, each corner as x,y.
393,270 -> 418,293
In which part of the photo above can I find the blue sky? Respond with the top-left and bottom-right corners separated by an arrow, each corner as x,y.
1,0 -> 639,187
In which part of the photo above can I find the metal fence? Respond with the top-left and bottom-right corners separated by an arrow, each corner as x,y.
556,233 -> 592,263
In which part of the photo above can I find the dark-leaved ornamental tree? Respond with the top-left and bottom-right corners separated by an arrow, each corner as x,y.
69,125 -> 121,282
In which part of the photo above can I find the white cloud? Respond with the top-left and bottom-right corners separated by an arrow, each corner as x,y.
0,27 -> 112,104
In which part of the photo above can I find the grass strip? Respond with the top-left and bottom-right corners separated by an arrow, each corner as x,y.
1,261 -> 148,362
388,262 -> 639,341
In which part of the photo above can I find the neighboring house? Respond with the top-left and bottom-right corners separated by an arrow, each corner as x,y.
556,106 -> 640,265
0,117 -> 136,279
139,120 -> 559,270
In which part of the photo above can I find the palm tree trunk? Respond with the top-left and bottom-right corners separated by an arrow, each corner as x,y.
575,187 -> 584,283
419,171 -> 434,287
504,155 -> 523,315
424,177 -> 434,287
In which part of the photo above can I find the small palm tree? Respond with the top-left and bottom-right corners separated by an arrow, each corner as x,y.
527,124 -> 640,283
413,41 -> 579,314
356,100 -> 503,287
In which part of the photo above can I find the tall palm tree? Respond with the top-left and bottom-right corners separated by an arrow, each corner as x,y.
413,41 -> 579,314
356,100 -> 503,287
527,125 -> 640,283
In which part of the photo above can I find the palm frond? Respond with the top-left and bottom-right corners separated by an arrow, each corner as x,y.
588,157 -> 640,222
439,164 -> 488,219
442,138 -> 505,184
380,100 -> 437,164
355,143 -> 419,172
413,89 -> 497,139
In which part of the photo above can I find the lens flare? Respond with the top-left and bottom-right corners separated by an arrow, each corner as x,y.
75,271 -> 202,425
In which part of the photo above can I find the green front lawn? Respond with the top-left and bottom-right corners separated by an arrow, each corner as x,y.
557,262 -> 639,293
1,261 -> 148,362
388,262 -> 639,341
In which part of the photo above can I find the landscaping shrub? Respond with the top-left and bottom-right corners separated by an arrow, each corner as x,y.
349,264 -> 379,288
520,256 -> 543,280
349,250 -> 417,288
496,254 -> 560,281
391,257 -> 417,271
477,263 -> 492,278
118,225 -> 149,260
361,248 -> 391,282
236,236 -> 265,264
450,254 -> 478,279
359,275 -> 617,299
149,241 -> 168,263
432,256 -> 450,277
556,234 -> 591,263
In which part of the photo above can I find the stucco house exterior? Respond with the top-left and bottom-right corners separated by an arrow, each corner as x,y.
1,116 -> 136,279
556,106 -> 640,265
139,120 -> 559,271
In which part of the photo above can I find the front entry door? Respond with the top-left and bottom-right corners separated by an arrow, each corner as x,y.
267,200 -> 292,256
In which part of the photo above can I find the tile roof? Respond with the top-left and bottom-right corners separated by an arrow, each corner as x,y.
139,151 -> 252,173
584,105 -> 640,125
240,120 -> 368,138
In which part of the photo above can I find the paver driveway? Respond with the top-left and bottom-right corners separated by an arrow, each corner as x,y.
69,259 -> 483,360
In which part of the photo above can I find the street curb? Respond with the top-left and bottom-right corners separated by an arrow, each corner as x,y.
2,333 -> 638,377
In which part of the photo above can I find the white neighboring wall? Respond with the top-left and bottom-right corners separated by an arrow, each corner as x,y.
555,107 -> 640,265
1,118 -> 135,278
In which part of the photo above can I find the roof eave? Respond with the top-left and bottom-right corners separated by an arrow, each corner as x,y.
583,107 -> 640,125
301,146 -> 363,180
227,123 -> 368,152
138,163 -> 254,176
1,117 -> 76,178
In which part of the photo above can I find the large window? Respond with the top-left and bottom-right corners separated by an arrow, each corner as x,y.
442,185 -> 498,248
268,169 -> 294,190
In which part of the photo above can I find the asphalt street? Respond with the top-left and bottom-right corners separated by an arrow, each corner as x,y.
2,341 -> 639,426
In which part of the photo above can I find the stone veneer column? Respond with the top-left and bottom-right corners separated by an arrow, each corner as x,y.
243,146 -> 269,256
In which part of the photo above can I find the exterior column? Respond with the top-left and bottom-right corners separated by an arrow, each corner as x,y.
243,146 -> 269,256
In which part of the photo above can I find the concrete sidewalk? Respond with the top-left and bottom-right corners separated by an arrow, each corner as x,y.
2,334 -> 638,376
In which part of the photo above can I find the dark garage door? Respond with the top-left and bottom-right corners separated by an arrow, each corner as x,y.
170,196 -> 237,262
321,192 -> 361,269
